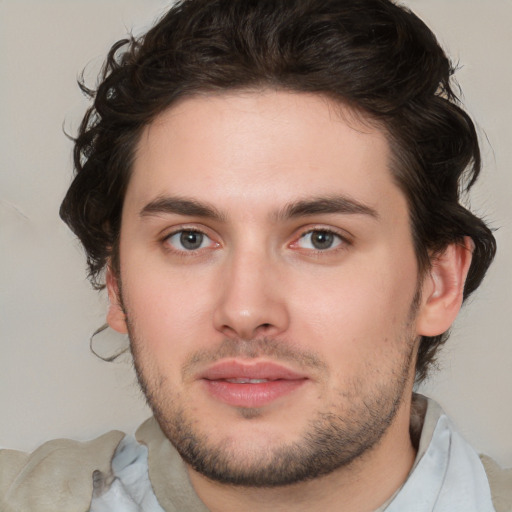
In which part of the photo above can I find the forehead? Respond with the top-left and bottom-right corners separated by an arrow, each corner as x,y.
127,90 -> 401,217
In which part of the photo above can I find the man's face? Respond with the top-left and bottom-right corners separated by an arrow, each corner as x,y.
110,90 -> 424,485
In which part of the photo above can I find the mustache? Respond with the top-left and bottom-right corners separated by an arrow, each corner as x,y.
181,337 -> 328,378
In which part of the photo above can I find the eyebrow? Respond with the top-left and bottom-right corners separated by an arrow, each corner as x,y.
139,194 -> 378,222
276,195 -> 379,220
140,196 -> 226,221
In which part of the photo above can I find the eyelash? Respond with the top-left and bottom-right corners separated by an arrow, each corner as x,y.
160,226 -> 351,256
291,227 -> 351,254
162,228 -> 217,255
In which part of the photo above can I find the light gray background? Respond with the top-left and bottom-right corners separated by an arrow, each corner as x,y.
1,0 -> 511,468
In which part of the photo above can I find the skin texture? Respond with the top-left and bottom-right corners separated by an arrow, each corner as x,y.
107,90 -> 472,511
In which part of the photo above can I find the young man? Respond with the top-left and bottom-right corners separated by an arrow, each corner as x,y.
1,0 -> 510,511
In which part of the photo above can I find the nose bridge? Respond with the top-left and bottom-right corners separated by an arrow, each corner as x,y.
213,240 -> 289,339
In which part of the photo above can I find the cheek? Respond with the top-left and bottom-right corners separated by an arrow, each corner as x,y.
121,264 -> 217,358
289,251 -> 418,360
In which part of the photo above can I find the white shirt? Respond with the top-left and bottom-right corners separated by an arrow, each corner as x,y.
89,397 -> 496,511
382,407 -> 495,511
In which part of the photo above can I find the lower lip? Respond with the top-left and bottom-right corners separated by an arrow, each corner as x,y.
203,379 -> 306,408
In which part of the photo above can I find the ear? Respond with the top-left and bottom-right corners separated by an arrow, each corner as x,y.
416,237 -> 474,337
106,266 -> 128,334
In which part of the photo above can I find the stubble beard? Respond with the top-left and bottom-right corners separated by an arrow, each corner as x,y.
127,320 -> 418,488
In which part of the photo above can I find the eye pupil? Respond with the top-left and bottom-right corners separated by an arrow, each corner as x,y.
180,231 -> 203,250
311,231 -> 334,249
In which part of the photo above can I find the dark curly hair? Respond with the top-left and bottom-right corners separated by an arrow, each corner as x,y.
60,0 -> 496,382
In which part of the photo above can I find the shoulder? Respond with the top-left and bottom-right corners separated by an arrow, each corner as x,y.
0,429 -> 125,512
480,455 -> 512,512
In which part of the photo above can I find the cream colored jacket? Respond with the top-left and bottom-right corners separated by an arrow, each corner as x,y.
1,398 -> 511,511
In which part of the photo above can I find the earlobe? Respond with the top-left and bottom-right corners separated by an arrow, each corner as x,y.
106,266 -> 128,334
416,237 -> 474,337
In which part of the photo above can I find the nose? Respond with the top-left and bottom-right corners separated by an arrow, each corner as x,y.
212,247 -> 290,340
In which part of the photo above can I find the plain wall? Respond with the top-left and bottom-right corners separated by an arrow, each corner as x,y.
1,0 -> 511,468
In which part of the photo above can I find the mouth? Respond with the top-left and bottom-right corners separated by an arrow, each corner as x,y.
199,361 -> 308,408
223,378 -> 273,384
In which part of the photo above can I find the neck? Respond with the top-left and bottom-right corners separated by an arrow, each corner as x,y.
187,396 -> 417,512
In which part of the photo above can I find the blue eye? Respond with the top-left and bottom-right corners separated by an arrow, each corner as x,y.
166,230 -> 212,251
297,230 -> 343,250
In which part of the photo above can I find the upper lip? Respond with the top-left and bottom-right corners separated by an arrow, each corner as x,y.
200,360 -> 308,381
